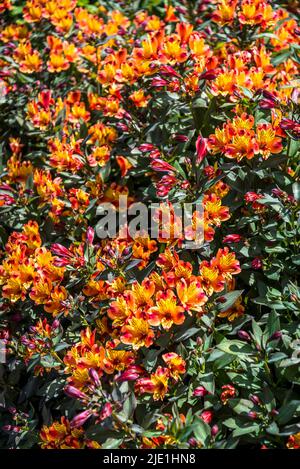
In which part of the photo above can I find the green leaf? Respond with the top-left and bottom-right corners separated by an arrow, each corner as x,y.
192,419 -> 211,446
277,400 -> 300,425
228,398 -> 254,416
174,327 -> 201,342
102,438 -> 123,449
217,339 -> 253,356
216,290 -> 244,312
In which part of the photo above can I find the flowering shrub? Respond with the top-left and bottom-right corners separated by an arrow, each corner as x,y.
0,0 -> 299,450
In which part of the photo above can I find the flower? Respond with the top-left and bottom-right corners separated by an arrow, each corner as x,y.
218,297 -> 245,321
195,135 -> 207,165
220,384 -> 237,404
121,318 -> 155,350
162,352 -> 186,380
136,366 -> 170,400
148,290 -> 185,330
40,417 -> 85,449
287,432 -> 300,449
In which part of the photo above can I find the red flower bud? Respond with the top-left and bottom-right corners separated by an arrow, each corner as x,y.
51,243 -> 72,258
250,395 -> 261,405
223,234 -> 242,244
139,143 -> 155,152
200,69 -> 218,80
160,64 -> 181,78
238,331 -> 251,341
64,385 -> 88,400
99,402 -> 112,421
251,258 -> 263,270
195,135 -> 207,165
173,134 -> 189,142
188,437 -> 198,447
259,99 -> 276,109
115,365 -> 143,382
193,386 -> 208,397
200,410 -> 213,424
151,77 -> 168,87
211,424 -> 219,436
86,227 -> 94,246
151,159 -> 176,174
268,331 -> 282,342
70,410 -> 92,428
89,368 -> 100,387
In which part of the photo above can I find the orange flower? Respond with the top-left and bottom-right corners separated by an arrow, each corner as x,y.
287,432 -> 300,449
68,188 -> 90,212
212,247 -> 241,278
207,113 -> 273,161
129,90 -> 150,108
105,348 -> 135,372
218,297 -> 245,321
212,0 -> 238,25
2,277 -> 27,303
162,353 -> 186,381
238,0 -> 275,29
88,145 -> 110,167
160,35 -> 188,64
6,156 -> 33,184
108,291 -> 135,327
136,366 -> 170,400
19,51 -> 42,73
132,235 -> 157,266
176,277 -> 207,312
131,279 -> 156,313
148,290 -> 185,330
47,53 -> 69,73
29,278 -> 53,305
40,417 -> 85,449
120,317 -> 155,350
44,285 -> 68,316
200,261 -> 226,295
163,260 -> 193,288
204,193 -> 230,226
256,123 -> 283,159
165,5 -> 178,22
116,155 -> 132,177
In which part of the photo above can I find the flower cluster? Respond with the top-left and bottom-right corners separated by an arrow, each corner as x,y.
0,0 -> 299,451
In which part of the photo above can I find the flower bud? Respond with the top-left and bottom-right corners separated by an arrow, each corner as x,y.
86,227 -> 95,246
52,319 -> 60,330
138,143 -> 155,152
251,258 -> 263,270
217,296 -> 227,303
89,368 -> 100,387
238,330 -> 251,342
200,410 -> 213,424
250,395 -> 261,405
193,386 -> 208,397
200,69 -> 218,80
173,134 -> 189,142
248,411 -> 258,420
196,337 -> 203,346
268,331 -> 282,342
99,402 -> 112,421
115,365 -> 143,382
64,385 -> 88,400
211,424 -> 219,437
70,410 -> 92,428
188,437 -> 198,447
195,135 -> 207,165
223,234 -> 242,244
